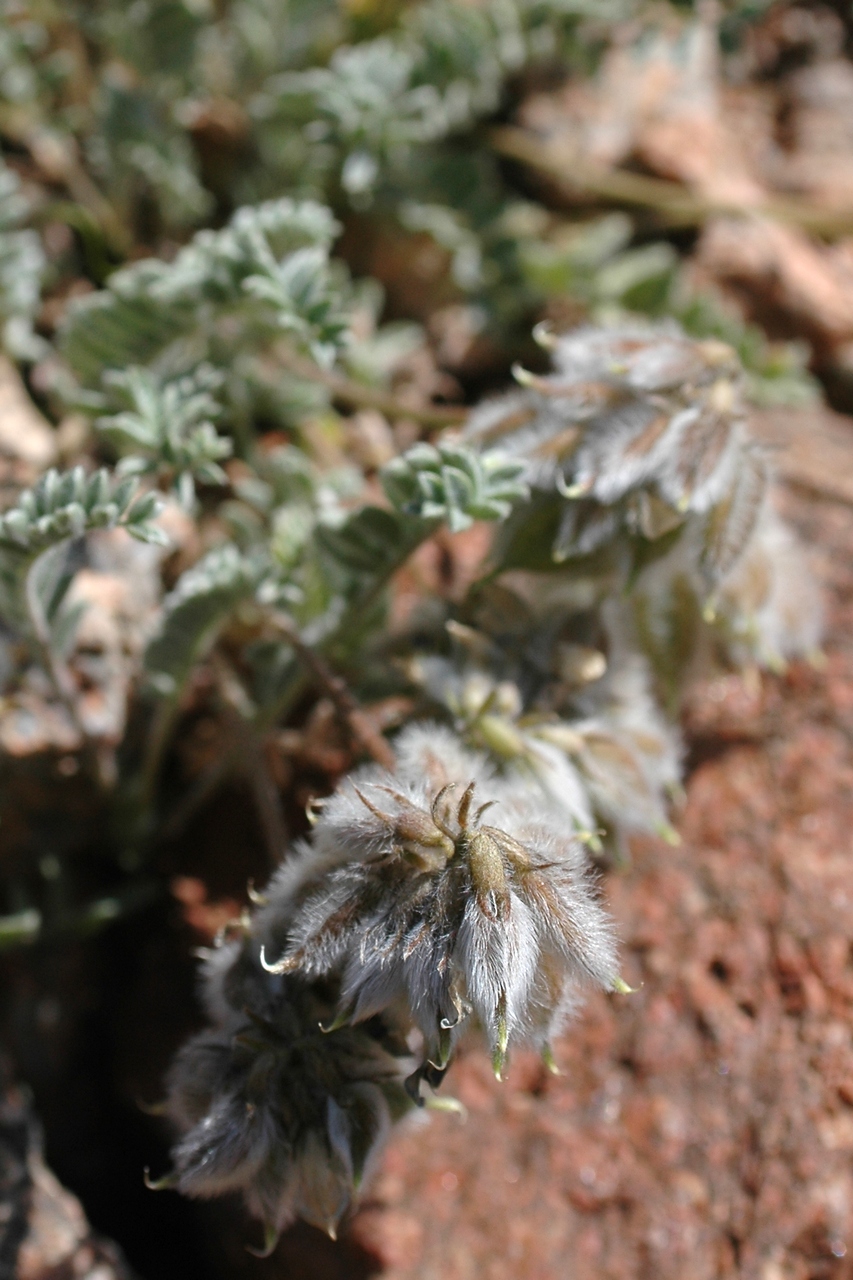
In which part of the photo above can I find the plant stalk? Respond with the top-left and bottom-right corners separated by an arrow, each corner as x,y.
490,126 -> 853,238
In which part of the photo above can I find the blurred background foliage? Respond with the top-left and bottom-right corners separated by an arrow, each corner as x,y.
2,0 -> 838,404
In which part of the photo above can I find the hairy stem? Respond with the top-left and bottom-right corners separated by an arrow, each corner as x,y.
268,611 -> 397,770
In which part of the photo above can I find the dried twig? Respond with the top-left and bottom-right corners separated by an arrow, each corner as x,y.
490,126 -> 853,239
0,115 -> 130,254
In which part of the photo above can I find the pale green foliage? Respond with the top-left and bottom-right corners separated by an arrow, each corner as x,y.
242,244 -> 349,367
1,0 -> 601,232
140,436 -> 532,705
144,544 -> 263,695
314,504 -> 410,579
2,0 -> 815,395
0,1 -> 820,945
97,366 -> 232,507
382,442 -> 529,532
252,0 -> 618,202
0,466 -> 164,555
59,199 -> 346,402
256,0 -> 538,198
0,157 -> 46,359
0,466 -> 164,642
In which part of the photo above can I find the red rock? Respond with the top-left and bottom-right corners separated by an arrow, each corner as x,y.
337,409 -> 853,1280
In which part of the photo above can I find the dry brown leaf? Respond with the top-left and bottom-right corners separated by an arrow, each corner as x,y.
696,216 -> 853,348
519,13 -> 765,207
751,404 -> 853,507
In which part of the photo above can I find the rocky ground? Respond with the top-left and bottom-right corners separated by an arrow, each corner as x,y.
4,405 -> 853,1280
9,401 -> 850,1280
331,406 -> 853,1280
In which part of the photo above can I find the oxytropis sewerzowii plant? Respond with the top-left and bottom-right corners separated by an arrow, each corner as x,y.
151,322 -> 821,1250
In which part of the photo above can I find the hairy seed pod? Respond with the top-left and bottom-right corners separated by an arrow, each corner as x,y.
262,724 -> 620,1081
164,943 -> 412,1247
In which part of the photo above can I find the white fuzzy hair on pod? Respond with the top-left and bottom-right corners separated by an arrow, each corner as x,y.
261,722 -> 620,1079
717,504 -> 823,668
465,323 -> 751,519
165,954 -> 412,1246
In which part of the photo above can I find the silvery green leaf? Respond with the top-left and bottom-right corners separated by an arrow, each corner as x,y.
144,546 -> 262,690
316,506 -> 406,575
381,442 -> 527,530
0,509 -> 29,546
126,522 -> 171,547
50,599 -> 88,660
126,492 -> 162,525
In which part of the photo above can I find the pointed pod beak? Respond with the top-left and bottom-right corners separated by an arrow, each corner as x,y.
246,1224 -> 280,1258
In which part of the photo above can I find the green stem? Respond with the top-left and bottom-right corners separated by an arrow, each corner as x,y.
136,695 -> 182,825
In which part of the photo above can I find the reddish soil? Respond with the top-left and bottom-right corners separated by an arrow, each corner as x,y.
335,415 -> 853,1280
